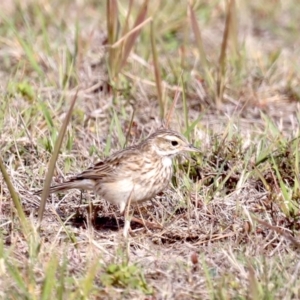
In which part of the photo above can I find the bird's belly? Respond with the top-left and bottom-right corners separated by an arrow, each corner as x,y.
96,179 -> 135,206
95,167 -> 171,205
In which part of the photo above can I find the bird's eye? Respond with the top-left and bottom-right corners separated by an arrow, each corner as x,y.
171,140 -> 179,146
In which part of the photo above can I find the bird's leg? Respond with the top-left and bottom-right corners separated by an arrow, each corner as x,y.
130,205 -> 163,230
123,188 -> 134,238
123,190 -> 162,235
74,190 -> 84,219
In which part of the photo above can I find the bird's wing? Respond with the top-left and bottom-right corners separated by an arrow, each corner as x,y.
75,160 -> 115,180
75,147 -> 145,181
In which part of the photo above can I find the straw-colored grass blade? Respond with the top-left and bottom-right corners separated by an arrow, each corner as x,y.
216,0 -> 236,106
228,0 -> 238,57
188,2 -> 214,101
107,0 -> 119,46
38,91 -> 78,226
150,21 -> 164,119
107,0 -> 119,78
120,0 -> 149,70
121,0 -> 134,38
188,3 -> 208,68
165,89 -> 180,128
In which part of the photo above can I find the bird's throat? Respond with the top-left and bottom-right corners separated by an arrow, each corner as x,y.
162,156 -> 172,168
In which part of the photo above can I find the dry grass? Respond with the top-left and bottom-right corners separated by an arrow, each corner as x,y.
1,0 -> 300,299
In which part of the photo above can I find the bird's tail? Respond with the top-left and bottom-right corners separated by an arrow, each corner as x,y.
34,178 -> 95,195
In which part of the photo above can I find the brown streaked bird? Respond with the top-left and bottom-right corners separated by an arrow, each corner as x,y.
35,129 -> 200,213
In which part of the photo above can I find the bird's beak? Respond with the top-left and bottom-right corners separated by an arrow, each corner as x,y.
185,144 -> 201,152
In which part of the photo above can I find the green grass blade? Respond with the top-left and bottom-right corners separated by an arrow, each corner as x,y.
113,110 -> 125,148
39,101 -> 54,129
104,117 -> 114,156
6,261 -> 30,297
41,255 -> 59,300
56,256 -> 68,300
0,155 -> 29,235
124,109 -> 135,148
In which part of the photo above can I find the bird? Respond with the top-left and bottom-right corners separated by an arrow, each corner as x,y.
34,128 -> 200,214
